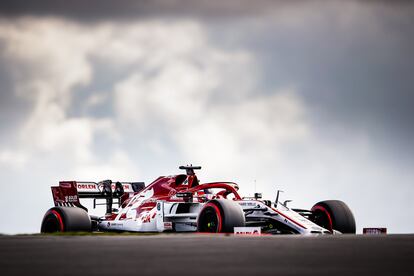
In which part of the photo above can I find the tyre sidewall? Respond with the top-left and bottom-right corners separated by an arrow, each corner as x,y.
198,199 -> 245,233
312,200 -> 356,234
41,207 -> 91,233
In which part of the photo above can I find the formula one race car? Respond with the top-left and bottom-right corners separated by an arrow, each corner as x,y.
41,166 -> 356,234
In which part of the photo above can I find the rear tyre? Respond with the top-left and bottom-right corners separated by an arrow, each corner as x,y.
197,199 -> 245,233
41,207 -> 92,233
311,200 -> 356,234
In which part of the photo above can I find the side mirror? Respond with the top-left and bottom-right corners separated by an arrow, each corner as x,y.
283,200 -> 292,207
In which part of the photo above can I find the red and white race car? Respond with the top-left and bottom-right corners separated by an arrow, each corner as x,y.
41,166 -> 356,234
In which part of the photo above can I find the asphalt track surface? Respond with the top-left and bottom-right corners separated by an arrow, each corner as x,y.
0,234 -> 413,276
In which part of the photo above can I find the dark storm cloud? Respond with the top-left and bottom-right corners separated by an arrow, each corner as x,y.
1,0 -> 413,160
0,52 -> 31,145
1,0 -> 413,135
203,2 -> 414,162
1,0 -> 412,20
282,8 -> 414,160
0,0 -> 280,20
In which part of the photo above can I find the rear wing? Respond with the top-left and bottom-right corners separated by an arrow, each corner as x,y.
51,180 -> 145,212
74,181 -> 145,198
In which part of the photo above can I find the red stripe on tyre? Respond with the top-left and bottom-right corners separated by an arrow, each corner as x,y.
204,202 -> 223,233
51,210 -> 64,231
311,205 -> 333,232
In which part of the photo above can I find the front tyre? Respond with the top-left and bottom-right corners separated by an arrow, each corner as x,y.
197,199 -> 245,233
311,200 -> 356,234
41,207 -> 91,233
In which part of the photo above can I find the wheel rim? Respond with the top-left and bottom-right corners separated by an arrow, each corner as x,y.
312,206 -> 333,232
42,211 -> 64,233
198,204 -> 222,233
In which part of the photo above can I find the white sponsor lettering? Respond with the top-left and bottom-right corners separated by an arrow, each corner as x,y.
363,228 -> 387,234
77,182 -> 134,192
64,195 -> 78,202
234,227 -> 261,235
238,202 -> 258,207
164,222 -> 173,230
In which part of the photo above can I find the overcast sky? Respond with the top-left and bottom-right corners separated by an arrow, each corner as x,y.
0,1 -> 413,234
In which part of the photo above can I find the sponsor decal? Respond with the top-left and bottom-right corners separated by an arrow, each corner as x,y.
234,227 -> 261,235
238,202 -> 258,207
107,222 -> 124,228
111,183 -> 132,192
64,195 -> 78,203
141,214 -> 151,223
164,222 -> 173,230
60,182 -> 74,188
77,184 -> 97,190
363,228 -> 387,234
